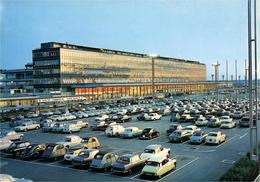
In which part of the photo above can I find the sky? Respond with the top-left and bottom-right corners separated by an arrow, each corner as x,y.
0,0 -> 259,80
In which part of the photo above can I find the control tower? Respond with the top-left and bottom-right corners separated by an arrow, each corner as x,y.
212,62 -> 220,82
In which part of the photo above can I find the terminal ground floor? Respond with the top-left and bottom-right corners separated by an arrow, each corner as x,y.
0,82 -> 227,108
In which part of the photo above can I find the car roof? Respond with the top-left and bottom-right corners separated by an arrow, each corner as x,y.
120,153 -> 136,158
145,144 -> 162,150
148,156 -> 167,163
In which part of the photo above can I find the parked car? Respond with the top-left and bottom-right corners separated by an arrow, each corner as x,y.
90,151 -> 118,171
219,116 -> 233,123
137,113 -> 148,121
120,127 -> 142,138
19,144 -> 46,160
61,113 -> 77,121
111,154 -> 147,174
139,128 -> 160,140
72,149 -> 99,166
0,137 -> 13,151
105,125 -> 125,137
232,111 -> 244,119
144,113 -> 162,121
179,114 -> 194,123
169,130 -> 192,143
95,114 -> 109,122
14,122 -> 40,132
207,118 -> 221,127
9,119 -> 31,128
56,135 -> 83,149
140,145 -> 170,160
25,112 -> 39,118
81,137 -> 100,149
114,115 -> 132,123
74,111 -> 88,118
4,141 -> 30,157
41,111 -> 54,116
166,124 -> 183,135
182,125 -> 200,135
1,130 -> 24,141
70,120 -> 88,128
91,121 -> 116,131
220,120 -> 236,129
42,143 -> 67,160
52,122 -> 68,133
61,124 -> 81,133
142,157 -> 177,178
205,131 -> 226,145
195,117 -> 208,126
190,130 -> 208,144
170,113 -> 181,122
42,122 -> 56,132
239,117 -> 249,127
0,174 -> 33,182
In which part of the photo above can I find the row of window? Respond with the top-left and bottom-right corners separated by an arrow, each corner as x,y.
34,60 -> 60,66
34,69 -> 60,75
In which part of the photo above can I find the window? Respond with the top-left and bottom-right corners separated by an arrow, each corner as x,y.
34,60 -> 59,66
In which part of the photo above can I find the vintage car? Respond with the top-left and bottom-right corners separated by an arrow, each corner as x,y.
205,131 -> 226,145
166,124 -> 183,135
144,113 -> 162,121
1,130 -> 24,141
95,114 -> 109,122
60,113 -> 77,121
14,122 -> 40,132
111,154 -> 147,174
195,117 -> 208,126
140,145 -> 170,160
189,130 -> 208,144
90,151 -> 118,171
19,144 -> 47,160
42,143 -> 67,160
25,112 -> 39,118
182,125 -> 200,135
220,120 -> 236,129
0,137 -> 13,151
139,128 -> 160,140
61,124 -> 81,133
4,141 -> 30,157
142,157 -> 177,178
178,114 -> 194,123
232,111 -> 245,119
70,120 -> 88,128
111,114 -> 132,123
105,125 -> 125,137
56,135 -> 83,149
207,118 -> 221,127
82,137 -> 100,149
120,127 -> 142,138
137,113 -> 148,121
72,149 -> 99,166
42,122 -> 56,132
238,117 -> 249,127
169,130 -> 192,143
52,122 -> 68,133
0,174 -> 33,182
91,121 -> 116,131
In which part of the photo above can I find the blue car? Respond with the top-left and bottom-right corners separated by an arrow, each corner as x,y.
189,131 -> 208,144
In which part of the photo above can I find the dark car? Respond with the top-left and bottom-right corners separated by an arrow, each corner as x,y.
238,117 -> 249,127
42,143 -> 66,161
166,124 -> 182,135
139,128 -> 160,140
137,113 -> 147,121
4,141 -> 30,157
19,144 -> 46,160
111,154 -> 147,174
111,114 -> 132,123
169,130 -> 192,143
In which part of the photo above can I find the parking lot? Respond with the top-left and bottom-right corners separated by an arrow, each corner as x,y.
0,104 -> 250,182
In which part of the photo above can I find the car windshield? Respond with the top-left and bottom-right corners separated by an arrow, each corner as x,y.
144,149 -> 155,154
79,151 -> 89,157
143,129 -> 151,133
173,131 -> 182,136
126,129 -> 132,132
222,121 -> 230,124
208,133 -> 217,137
117,157 -> 130,164
184,128 -> 193,131
193,132 -> 202,136
147,161 -> 160,167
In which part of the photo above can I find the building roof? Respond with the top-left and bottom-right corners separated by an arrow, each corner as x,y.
35,41 -> 205,65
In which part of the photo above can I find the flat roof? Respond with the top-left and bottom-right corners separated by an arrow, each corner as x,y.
35,41 -> 205,65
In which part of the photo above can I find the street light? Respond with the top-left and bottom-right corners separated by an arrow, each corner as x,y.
148,54 -> 159,99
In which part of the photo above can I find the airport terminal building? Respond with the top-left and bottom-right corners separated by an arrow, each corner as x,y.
32,42 -> 212,100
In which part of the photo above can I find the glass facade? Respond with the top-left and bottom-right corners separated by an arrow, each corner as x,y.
32,42 -> 206,95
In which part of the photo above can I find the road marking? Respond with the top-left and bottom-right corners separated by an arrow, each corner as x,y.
0,161 -> 8,167
222,159 -> 235,164
238,132 -> 248,139
215,135 -> 238,149
193,149 -> 216,153
155,157 -> 199,182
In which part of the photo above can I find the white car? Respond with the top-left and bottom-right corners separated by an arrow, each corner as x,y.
48,115 -> 62,121
220,120 -> 236,129
74,111 -> 88,118
0,174 -> 33,182
95,114 -> 109,121
52,122 -> 68,133
105,125 -> 125,137
70,120 -> 88,128
182,125 -> 200,135
56,135 -> 83,149
61,113 -> 77,121
1,130 -> 24,141
195,118 -> 208,126
41,111 -> 54,116
14,122 -> 40,132
144,113 -> 162,121
205,131 -> 226,145
61,124 -> 81,133
0,137 -> 13,151
219,116 -> 233,123
120,127 -> 142,138
140,144 -> 170,160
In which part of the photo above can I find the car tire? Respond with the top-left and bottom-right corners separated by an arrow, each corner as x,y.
19,136 -> 24,140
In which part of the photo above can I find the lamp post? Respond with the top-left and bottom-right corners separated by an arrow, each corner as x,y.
148,54 -> 159,99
